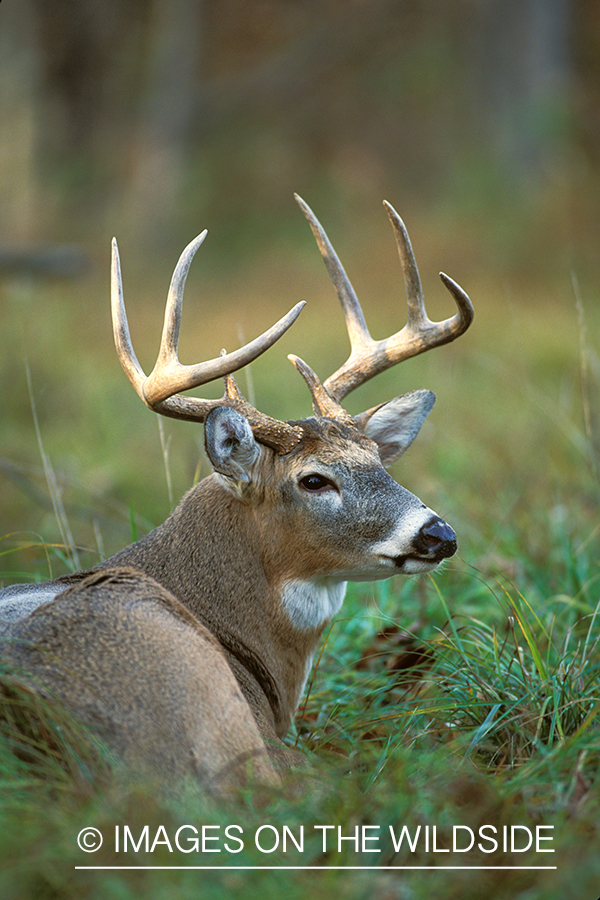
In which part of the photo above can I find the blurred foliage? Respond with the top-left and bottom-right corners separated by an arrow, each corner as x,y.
0,0 -> 599,579
1,0 -> 599,249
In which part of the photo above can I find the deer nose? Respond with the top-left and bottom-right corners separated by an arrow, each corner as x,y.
415,517 -> 457,560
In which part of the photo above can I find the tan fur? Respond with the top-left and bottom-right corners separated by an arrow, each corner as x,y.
2,568 -> 281,791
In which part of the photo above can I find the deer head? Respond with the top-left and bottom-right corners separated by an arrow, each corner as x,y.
110,196 -> 472,592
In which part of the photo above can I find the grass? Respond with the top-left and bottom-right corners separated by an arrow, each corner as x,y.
296,561 -> 600,785
2,554 -> 600,898
0,198 -> 599,898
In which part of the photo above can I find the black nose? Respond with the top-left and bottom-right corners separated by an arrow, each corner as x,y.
414,517 -> 457,560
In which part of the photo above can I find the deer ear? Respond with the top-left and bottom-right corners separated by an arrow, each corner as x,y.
353,390 -> 435,467
204,407 -> 261,482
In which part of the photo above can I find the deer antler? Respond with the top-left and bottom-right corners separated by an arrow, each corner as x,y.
111,233 -> 305,453
291,194 -> 474,408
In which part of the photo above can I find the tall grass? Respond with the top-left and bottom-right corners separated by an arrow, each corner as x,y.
2,549 -> 600,899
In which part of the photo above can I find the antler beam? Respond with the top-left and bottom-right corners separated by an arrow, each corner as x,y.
293,194 -> 474,403
111,233 -> 305,453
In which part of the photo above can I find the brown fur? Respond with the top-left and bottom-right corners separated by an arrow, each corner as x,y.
3,567 -> 281,791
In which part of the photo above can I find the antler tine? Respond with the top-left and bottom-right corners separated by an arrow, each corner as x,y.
294,196 -> 473,403
383,201 -> 427,330
287,353 -> 354,424
152,230 -> 209,379
111,237 -> 147,399
383,201 -> 473,336
294,193 -> 372,356
438,271 -> 475,326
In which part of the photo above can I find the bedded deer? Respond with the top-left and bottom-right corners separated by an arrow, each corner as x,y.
0,196 -> 473,792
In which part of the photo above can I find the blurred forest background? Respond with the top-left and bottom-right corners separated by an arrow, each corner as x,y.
1,0 -> 599,583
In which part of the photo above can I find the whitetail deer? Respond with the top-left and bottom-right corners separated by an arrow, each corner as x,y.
0,196 -> 473,792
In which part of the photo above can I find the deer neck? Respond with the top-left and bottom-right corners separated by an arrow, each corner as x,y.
104,475 -> 341,738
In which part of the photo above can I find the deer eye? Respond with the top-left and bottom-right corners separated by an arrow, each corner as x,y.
299,473 -> 336,493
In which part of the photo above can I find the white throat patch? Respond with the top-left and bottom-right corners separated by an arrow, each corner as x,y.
281,578 -> 347,631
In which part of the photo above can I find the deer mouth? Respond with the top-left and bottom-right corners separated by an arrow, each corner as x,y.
388,554 -> 448,574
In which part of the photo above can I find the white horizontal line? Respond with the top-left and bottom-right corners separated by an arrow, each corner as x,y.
75,865 -> 557,871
